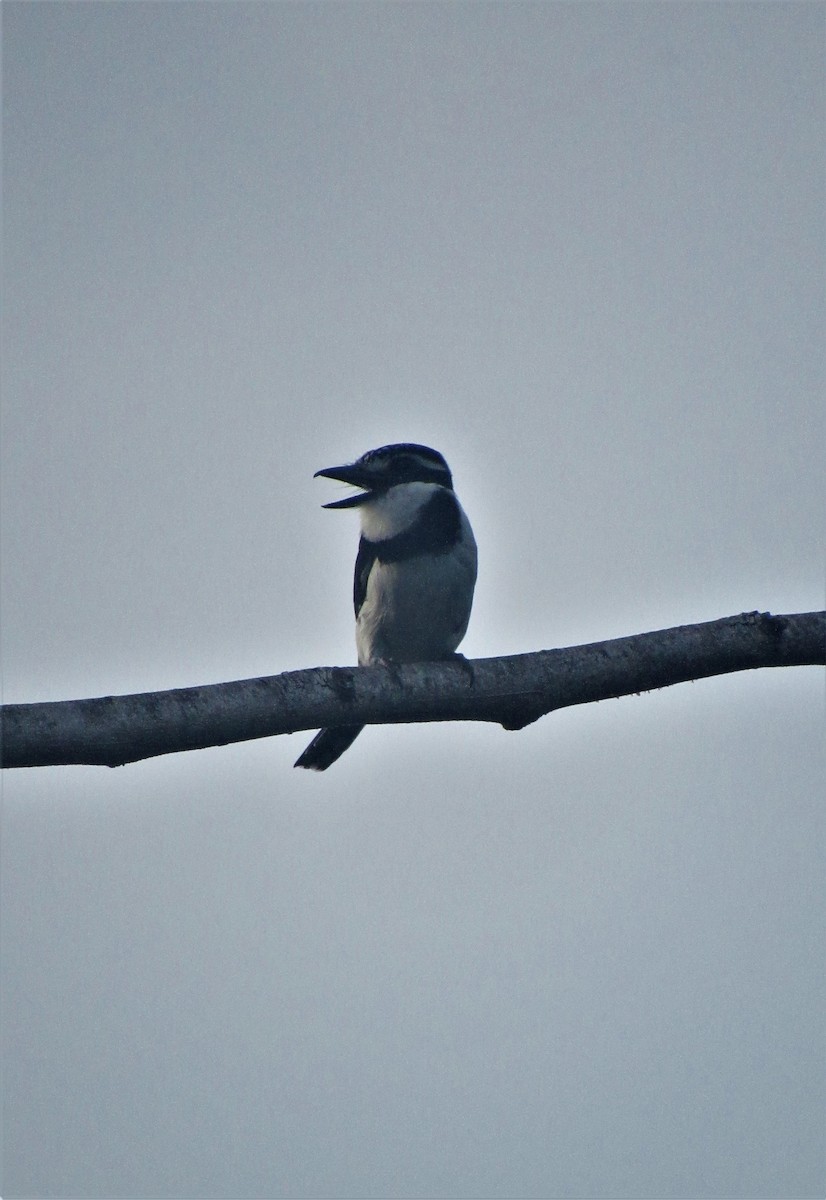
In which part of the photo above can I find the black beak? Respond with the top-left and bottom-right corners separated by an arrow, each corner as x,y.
314,463 -> 375,509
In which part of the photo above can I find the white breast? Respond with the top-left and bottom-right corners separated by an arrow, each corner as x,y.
355,503 -> 477,665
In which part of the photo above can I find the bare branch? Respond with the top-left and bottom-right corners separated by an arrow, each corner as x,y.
1,610 -> 823,769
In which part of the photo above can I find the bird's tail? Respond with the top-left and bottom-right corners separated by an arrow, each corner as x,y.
294,725 -> 364,771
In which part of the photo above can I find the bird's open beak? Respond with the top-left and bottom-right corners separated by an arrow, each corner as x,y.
314,463 -> 375,509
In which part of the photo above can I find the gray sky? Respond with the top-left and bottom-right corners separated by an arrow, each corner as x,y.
1,3 -> 823,1197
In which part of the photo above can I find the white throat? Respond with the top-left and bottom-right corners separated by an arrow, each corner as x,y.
359,481 -> 443,542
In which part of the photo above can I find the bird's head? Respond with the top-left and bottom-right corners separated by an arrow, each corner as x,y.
315,443 -> 454,508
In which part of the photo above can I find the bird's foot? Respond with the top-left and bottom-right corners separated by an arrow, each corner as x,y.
373,657 -> 405,688
448,652 -> 476,688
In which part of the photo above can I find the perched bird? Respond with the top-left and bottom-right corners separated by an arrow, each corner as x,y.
295,442 -> 478,770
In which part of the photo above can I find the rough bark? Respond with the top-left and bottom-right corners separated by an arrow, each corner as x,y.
1,610 -> 823,769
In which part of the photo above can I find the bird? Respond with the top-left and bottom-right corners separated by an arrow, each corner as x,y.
294,442 -> 478,770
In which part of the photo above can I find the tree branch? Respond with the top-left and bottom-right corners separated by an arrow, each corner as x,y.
1,611 -> 823,769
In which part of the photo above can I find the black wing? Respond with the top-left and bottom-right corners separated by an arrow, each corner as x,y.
353,535 -> 377,617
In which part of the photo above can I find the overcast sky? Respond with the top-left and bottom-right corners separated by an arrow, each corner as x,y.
2,3 -> 824,1198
